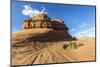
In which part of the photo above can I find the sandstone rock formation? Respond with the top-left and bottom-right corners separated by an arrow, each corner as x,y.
12,13 -> 95,66
12,13 -> 75,65
22,13 -> 68,30
21,13 -> 73,42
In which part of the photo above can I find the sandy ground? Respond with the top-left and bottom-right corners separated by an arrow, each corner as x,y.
12,38 -> 95,65
12,29 -> 96,65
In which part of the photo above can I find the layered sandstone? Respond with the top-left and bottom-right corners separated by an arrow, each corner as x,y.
22,13 -> 68,30
12,13 -> 79,66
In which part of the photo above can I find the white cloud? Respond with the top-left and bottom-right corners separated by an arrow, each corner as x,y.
70,28 -> 75,32
22,5 -> 47,17
78,22 -> 89,28
75,27 -> 95,38
40,6 -> 48,14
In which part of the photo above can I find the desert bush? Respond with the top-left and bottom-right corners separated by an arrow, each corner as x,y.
67,41 -> 78,49
68,41 -> 73,48
72,42 -> 77,49
63,44 -> 69,49
63,41 -> 79,49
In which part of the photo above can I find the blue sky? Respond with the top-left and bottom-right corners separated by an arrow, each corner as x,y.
12,1 -> 96,38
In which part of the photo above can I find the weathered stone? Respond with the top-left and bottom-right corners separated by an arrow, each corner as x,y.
22,13 -> 68,30
22,20 -> 30,29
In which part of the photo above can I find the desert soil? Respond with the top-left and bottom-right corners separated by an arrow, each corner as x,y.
12,29 -> 95,65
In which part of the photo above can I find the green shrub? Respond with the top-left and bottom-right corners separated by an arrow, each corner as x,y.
63,44 -> 69,49
68,41 -> 73,48
67,41 -> 77,49
63,41 -> 79,49
73,42 -> 77,49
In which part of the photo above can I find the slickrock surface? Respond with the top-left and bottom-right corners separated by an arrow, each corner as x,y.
12,29 -> 95,65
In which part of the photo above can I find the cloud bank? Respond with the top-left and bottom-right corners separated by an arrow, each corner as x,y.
22,5 -> 47,17
78,22 -> 89,28
75,27 -> 95,38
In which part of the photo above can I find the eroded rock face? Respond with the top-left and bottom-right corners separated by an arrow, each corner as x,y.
20,13 -> 73,42
14,13 -> 73,46
12,13 -> 95,66
22,13 -> 68,30
12,13 -> 74,65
